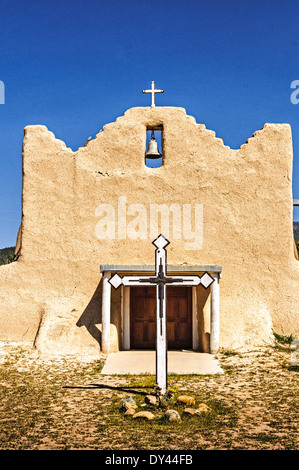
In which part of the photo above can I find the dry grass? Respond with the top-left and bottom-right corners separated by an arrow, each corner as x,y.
0,343 -> 298,450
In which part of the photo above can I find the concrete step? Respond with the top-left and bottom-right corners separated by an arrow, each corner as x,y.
101,350 -> 223,375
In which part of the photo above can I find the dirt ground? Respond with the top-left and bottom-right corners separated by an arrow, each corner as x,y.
0,342 -> 298,450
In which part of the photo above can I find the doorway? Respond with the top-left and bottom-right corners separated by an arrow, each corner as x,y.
130,286 -> 192,349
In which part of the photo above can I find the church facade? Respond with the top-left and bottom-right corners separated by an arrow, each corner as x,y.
0,106 -> 298,357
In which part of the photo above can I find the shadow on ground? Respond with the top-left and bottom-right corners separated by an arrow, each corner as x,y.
63,383 -> 153,396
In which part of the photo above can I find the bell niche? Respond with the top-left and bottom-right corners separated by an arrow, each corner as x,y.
145,127 -> 163,168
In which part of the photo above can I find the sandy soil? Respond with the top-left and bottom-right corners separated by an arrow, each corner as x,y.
0,342 -> 298,450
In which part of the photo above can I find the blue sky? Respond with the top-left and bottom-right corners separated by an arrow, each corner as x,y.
0,0 -> 299,248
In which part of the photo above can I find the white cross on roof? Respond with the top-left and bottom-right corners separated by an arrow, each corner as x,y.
142,80 -> 164,107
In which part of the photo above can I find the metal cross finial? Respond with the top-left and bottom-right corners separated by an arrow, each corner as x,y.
142,80 -> 164,107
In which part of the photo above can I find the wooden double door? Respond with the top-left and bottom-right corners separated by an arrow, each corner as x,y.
130,286 -> 192,350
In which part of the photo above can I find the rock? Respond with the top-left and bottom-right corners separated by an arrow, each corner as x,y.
197,403 -> 211,413
133,411 -> 155,420
164,410 -> 181,422
124,408 -> 137,416
145,395 -> 157,406
123,402 -> 138,411
122,395 -> 137,411
183,407 -> 197,416
177,395 -> 195,405
183,404 -> 212,417
122,395 -> 136,405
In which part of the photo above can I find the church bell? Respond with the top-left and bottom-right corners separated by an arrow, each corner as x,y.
145,130 -> 162,159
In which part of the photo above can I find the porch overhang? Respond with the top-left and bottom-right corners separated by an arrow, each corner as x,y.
100,264 -> 222,275
100,264 -> 222,355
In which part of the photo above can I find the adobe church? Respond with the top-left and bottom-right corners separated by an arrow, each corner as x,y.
0,84 -> 298,358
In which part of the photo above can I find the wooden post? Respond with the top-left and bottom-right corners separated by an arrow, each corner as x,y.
210,274 -> 220,354
123,287 -> 130,350
192,286 -> 199,350
101,270 -> 111,354
156,281 -> 167,395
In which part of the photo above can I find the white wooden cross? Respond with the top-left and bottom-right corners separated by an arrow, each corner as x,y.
142,80 -> 164,107
108,234 -> 214,395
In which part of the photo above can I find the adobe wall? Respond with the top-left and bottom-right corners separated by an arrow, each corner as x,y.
0,107 -> 298,356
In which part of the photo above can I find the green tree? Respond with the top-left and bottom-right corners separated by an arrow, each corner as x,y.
7,253 -> 15,264
0,247 -> 15,265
